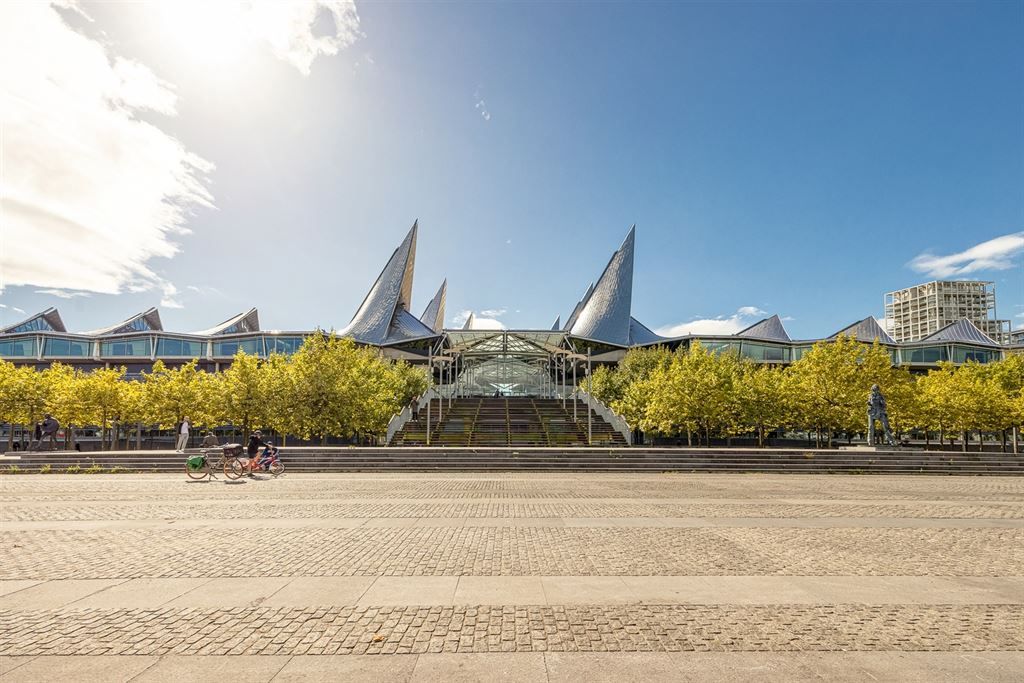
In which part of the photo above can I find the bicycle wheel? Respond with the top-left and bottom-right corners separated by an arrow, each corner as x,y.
269,460 -> 284,476
185,461 -> 210,480
224,457 -> 244,480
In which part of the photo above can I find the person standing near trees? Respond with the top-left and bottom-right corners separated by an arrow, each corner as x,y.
36,415 -> 60,451
175,416 -> 191,452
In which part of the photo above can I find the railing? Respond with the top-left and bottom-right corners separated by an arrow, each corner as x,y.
575,389 -> 633,445
385,388 -> 440,445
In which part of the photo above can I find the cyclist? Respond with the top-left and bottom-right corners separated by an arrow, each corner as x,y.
246,430 -> 269,476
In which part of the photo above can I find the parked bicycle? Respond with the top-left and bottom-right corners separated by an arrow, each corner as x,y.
185,443 -> 246,481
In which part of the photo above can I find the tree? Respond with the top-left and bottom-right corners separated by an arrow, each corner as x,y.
218,351 -> 267,441
736,364 -> 789,447
141,360 -> 218,432
79,367 -> 127,450
45,363 -> 87,449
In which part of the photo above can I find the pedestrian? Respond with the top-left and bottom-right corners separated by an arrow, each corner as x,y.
201,431 -> 218,448
39,415 -> 60,451
28,422 -> 42,451
176,416 -> 191,452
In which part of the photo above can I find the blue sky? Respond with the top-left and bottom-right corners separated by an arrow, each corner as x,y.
1,1 -> 1022,338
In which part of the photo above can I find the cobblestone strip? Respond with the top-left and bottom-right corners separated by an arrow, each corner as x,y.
4,502 -> 1023,522
3,527 -> 1021,579
0,604 -> 1019,656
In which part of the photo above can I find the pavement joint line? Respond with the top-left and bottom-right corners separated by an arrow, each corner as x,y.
59,577 -> 131,608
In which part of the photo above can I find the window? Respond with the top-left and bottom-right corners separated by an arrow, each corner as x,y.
156,337 -> 204,357
100,337 -> 151,357
699,341 -> 739,355
44,338 -> 91,357
952,346 -> 997,364
213,336 -> 264,357
740,342 -> 789,362
902,346 -> 948,364
266,336 -> 303,355
0,337 -> 37,357
9,317 -> 52,333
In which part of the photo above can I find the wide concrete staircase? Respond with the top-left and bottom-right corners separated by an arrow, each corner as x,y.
390,397 -> 627,447
4,447 -> 1024,475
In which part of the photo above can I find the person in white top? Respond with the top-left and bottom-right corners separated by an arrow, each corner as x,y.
176,417 -> 191,452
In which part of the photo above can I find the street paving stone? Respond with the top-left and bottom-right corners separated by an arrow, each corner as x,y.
0,472 -> 1020,680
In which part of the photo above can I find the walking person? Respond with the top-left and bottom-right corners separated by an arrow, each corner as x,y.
175,416 -> 191,452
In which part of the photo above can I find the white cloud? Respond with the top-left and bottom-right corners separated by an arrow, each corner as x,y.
908,232 -> 1024,278
0,2 -> 213,297
160,282 -> 183,309
474,89 -> 491,121
35,289 -> 92,299
655,306 -> 770,337
0,304 -> 28,315
0,2 -> 360,301
451,309 -> 506,330
242,1 -> 361,76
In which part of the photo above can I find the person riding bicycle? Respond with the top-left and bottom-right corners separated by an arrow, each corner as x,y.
246,430 -> 270,473
255,442 -> 278,471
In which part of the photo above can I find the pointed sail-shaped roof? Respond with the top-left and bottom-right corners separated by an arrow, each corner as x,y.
829,317 -> 895,345
84,308 -> 162,336
570,226 -> 636,346
339,222 -> 422,345
419,280 -> 447,333
462,312 -> 476,330
192,308 -> 259,336
563,282 -> 594,331
1,307 -> 66,334
550,316 -> 561,331
922,319 -> 999,346
736,315 -> 791,342
628,316 -> 663,345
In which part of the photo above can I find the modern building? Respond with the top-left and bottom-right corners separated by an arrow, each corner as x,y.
884,280 -> 1010,345
0,223 -> 1009,395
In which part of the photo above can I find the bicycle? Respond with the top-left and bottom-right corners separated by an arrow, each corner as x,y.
185,444 -> 246,481
228,445 -> 285,478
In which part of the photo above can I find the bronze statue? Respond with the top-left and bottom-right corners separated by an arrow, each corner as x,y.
867,384 -> 895,447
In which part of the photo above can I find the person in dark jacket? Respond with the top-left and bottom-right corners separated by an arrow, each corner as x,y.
247,430 -> 269,457
39,415 -> 60,451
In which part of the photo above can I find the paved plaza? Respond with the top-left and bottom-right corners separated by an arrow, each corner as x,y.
0,472 -> 1022,681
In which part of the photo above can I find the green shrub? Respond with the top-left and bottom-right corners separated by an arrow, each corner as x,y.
108,466 -> 132,474
3,465 -> 22,475
39,464 -> 52,474
85,461 -> 104,474
65,464 -> 81,474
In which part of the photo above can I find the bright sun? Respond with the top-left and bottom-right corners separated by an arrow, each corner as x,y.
154,2 -> 263,66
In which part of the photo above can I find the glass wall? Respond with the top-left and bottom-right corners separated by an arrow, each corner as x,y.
9,318 -> 53,333
739,342 -> 789,362
156,337 -> 205,357
698,340 -> 740,355
100,337 -> 152,357
951,345 -> 999,364
44,338 -> 91,357
901,345 -> 949,364
0,337 -> 37,357
213,336 -> 264,357
266,336 -> 303,355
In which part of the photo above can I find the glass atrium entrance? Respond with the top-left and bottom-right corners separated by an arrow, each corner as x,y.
442,331 -> 568,398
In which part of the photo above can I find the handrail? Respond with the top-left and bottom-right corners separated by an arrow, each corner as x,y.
576,389 -> 633,445
386,388 -> 440,445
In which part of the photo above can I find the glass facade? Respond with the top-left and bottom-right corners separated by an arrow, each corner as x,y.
44,338 -> 91,357
901,345 -> 949,364
9,318 -> 53,333
951,345 -> 998,364
100,337 -> 152,357
0,337 -> 37,357
156,337 -> 205,357
740,342 -> 789,362
213,336 -> 264,357
700,340 -> 740,355
266,336 -> 303,355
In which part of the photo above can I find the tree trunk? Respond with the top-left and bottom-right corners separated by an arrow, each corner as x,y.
961,431 -> 968,453
1001,429 -> 1007,453
757,425 -> 765,448
136,423 -> 142,451
924,430 -> 930,448
321,433 -> 327,446
112,419 -> 119,451
827,431 -> 833,448
6,427 -> 13,452
1014,427 -> 1019,455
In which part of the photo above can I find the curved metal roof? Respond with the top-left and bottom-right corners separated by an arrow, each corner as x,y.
922,319 -> 999,347
83,307 -> 162,336
736,315 -> 791,342
569,226 -> 636,347
829,317 -> 895,345
1,307 -> 66,334
419,280 -> 447,333
192,308 -> 260,336
338,222 -> 419,345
